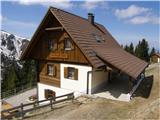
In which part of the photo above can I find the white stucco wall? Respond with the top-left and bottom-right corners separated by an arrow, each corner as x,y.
158,58 -> 160,63
60,63 -> 92,94
37,83 -> 73,101
91,70 -> 108,93
38,63 -> 110,101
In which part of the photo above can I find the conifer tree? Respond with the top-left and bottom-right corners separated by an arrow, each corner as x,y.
150,47 -> 156,57
141,39 -> 149,62
5,65 -> 18,90
129,43 -> 134,55
124,45 -> 130,52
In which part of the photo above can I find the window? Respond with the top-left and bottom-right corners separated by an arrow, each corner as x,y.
68,67 -> 75,79
64,67 -> 78,80
47,64 -> 56,76
92,33 -> 105,43
48,39 -> 57,51
64,38 -> 72,50
44,89 -> 56,99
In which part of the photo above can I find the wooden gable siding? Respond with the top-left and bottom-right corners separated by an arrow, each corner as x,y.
30,30 -> 89,64
23,10 -> 90,87
39,62 -> 60,87
28,11 -> 89,64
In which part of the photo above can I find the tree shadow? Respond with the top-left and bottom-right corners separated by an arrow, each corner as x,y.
134,75 -> 153,98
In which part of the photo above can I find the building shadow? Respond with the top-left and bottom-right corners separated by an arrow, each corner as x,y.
95,74 -> 129,98
134,75 -> 153,98
94,74 -> 153,99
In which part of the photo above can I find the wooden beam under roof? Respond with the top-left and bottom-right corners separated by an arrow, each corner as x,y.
45,27 -> 63,31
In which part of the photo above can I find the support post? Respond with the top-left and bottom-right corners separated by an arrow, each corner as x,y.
128,76 -> 133,94
108,70 -> 112,83
72,93 -> 74,103
33,101 -> 36,110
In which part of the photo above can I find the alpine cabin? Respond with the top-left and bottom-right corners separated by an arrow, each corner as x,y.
151,53 -> 160,63
21,7 -> 148,101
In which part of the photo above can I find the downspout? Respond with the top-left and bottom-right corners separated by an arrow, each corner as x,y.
86,69 -> 105,94
87,71 -> 92,94
36,60 -> 39,101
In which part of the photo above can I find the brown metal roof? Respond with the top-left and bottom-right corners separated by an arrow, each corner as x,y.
50,8 -> 120,68
21,7 -> 148,79
94,47 -> 148,79
50,7 -> 148,79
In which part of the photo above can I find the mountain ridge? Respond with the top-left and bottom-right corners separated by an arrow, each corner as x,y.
1,30 -> 29,60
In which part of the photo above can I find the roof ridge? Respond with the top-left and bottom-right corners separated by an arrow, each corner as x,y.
50,6 -> 106,35
50,6 -> 90,22
50,6 -> 103,26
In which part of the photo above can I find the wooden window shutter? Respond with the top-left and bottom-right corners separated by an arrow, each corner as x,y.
64,67 -> 68,78
46,64 -> 48,75
74,68 -> 78,80
53,65 -> 57,77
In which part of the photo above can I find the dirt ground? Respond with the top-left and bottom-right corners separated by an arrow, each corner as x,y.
24,63 -> 160,120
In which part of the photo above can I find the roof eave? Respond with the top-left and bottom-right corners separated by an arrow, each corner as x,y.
20,8 -> 52,61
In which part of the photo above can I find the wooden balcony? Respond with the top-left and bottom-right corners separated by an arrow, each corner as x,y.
39,75 -> 60,87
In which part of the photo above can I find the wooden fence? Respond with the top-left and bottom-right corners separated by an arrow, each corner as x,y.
1,92 -> 74,120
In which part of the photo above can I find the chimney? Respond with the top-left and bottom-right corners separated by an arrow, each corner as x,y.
88,13 -> 94,25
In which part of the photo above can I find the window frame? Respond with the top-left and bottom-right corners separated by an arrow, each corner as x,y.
64,67 -> 78,80
48,39 -> 58,51
92,33 -> 105,43
44,89 -> 56,99
47,64 -> 54,76
67,67 -> 75,79
64,38 -> 72,50
47,64 -> 57,77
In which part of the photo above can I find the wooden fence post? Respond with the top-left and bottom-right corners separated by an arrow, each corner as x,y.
50,98 -> 53,110
33,101 -> 36,110
72,93 -> 74,103
21,103 -> 24,119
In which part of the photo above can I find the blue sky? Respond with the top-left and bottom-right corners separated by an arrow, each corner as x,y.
1,0 -> 160,51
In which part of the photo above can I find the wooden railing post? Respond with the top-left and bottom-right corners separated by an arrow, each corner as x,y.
21,103 -> 24,119
1,92 -> 74,119
72,93 -> 74,103
50,98 -> 53,110
33,101 -> 36,110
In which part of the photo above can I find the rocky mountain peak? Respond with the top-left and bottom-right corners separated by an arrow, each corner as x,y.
1,30 -> 29,60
